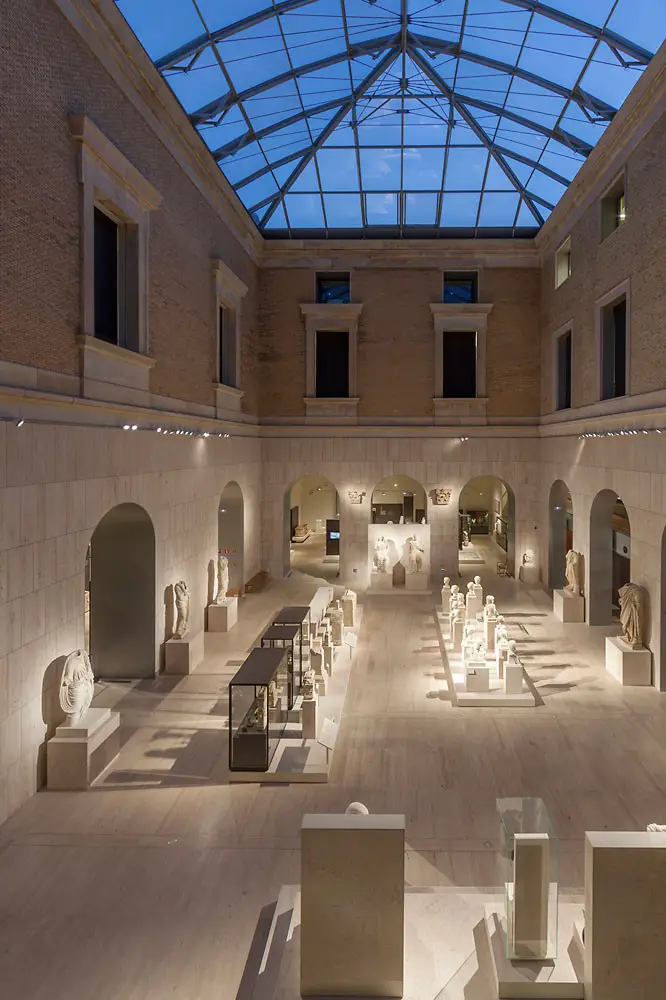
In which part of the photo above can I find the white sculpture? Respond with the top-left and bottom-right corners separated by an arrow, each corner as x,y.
420,516 -> 426,525
507,639 -> 518,659
452,605 -> 464,623
59,649 -> 95,726
564,549 -> 583,596
484,595 -> 498,620
374,535 -> 390,574
216,552 -> 229,604
467,581 -> 475,595
618,582 -> 645,649
442,576 -> 450,588
346,801 -> 370,815
523,549 -> 535,565
462,530 -> 470,547
302,667 -> 316,700
647,823 -> 666,832
405,534 -> 424,573
449,584 -> 460,611
474,575 -> 482,587
173,580 -> 190,638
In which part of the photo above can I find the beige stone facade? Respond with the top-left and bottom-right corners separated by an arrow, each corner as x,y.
2,0 -> 666,824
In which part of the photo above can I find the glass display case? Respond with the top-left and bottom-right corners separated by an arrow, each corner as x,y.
229,647 -> 289,772
272,606 -> 311,693
261,624 -> 298,709
497,797 -> 558,961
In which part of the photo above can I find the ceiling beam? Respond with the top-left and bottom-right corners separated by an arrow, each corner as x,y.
190,32 -> 399,126
256,47 -> 401,226
212,97 -> 350,160
234,147 -> 312,190
454,92 -> 593,156
498,0 -> 653,65
155,0 -> 318,71
409,31 -> 617,120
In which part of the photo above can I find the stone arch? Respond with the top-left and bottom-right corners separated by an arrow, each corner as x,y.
283,474 -> 340,580
589,489 -> 631,625
88,502 -> 156,679
548,479 -> 573,591
458,475 -> 516,576
218,481 -> 244,596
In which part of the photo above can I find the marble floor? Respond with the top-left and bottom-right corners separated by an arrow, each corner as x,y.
2,558 -> 666,999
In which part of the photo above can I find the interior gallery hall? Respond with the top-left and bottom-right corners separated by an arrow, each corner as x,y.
4,1 -> 666,997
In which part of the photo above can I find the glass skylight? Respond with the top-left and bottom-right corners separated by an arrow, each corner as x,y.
116,0 -> 664,238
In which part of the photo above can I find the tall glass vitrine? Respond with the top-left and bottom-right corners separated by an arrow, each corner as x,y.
260,624 -> 298,708
272,606 -> 311,693
229,647 -> 289,772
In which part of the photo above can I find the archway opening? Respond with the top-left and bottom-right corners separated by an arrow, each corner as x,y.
219,482 -> 244,597
285,475 -> 340,581
589,489 -> 630,624
371,475 -> 427,524
548,480 -> 573,591
87,503 -> 156,679
458,476 -> 515,576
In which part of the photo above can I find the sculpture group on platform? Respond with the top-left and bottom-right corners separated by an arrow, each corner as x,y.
59,649 -> 95,726
173,580 -> 191,638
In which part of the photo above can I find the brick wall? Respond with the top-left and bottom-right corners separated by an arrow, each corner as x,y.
0,0 -> 260,414
258,265 -> 541,420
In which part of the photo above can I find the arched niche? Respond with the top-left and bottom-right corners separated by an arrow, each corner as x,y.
589,489 -> 630,624
219,481 -> 244,596
371,475 -> 427,524
284,475 -> 340,580
548,480 -> 573,591
88,503 -> 156,679
458,475 -> 515,575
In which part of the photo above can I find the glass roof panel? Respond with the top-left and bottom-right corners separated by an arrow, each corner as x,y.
115,0 -> 663,238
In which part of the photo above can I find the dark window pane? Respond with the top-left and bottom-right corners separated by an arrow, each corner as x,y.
219,305 -> 231,385
316,330 -> 349,397
316,272 -> 350,304
94,207 -> 118,344
556,331 -> 572,410
601,298 -> 627,400
613,300 -> 626,397
442,330 -> 476,398
443,270 -> 478,304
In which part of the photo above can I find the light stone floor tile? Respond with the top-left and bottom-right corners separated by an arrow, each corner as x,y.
1,538 -> 666,998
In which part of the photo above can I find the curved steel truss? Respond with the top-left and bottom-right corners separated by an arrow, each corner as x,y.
117,0 -> 658,237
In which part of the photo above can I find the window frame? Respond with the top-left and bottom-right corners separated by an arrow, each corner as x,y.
300,303 -> 362,422
595,279 -> 631,402
430,303 -> 492,401
442,269 -> 479,305
555,236 -> 572,289
552,322 -> 573,412
315,270 -> 352,305
600,171 -> 627,243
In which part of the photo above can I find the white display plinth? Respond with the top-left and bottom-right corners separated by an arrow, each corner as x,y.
553,590 -> 585,623
47,708 -> 120,791
484,618 -> 497,652
496,643 -> 509,679
605,636 -> 652,686
465,661 -> 490,692
451,618 -> 464,652
505,661 -> 524,695
302,697 -> 317,740
207,597 -> 238,632
165,629 -> 204,675
466,595 -> 482,620
519,564 -> 540,586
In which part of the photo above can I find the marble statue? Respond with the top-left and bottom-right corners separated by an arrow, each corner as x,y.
484,596 -> 498,620
474,575 -> 482,587
467,581 -> 475,595
216,552 -> 229,604
59,649 -> 95,726
302,667 -> 315,701
496,624 -> 509,645
346,802 -> 370,815
462,530 -> 470,547
523,549 -> 535,565
564,549 -> 583,596
374,535 -> 390,574
173,580 -> 190,638
405,534 -> 424,573
420,516 -> 426,525
442,576 -> 450,588
507,639 -> 518,659
399,515 -> 405,524
449,584 -> 460,610
619,582 -> 645,648
647,823 -> 666,832
452,605 -> 464,623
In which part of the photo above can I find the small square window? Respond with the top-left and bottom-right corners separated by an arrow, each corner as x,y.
316,272 -> 350,304
443,271 -> 478,304
601,176 -> 626,241
555,237 -> 572,289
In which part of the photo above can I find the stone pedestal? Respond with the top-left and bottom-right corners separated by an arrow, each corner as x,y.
466,594 -> 482,620
452,618 -> 464,652
47,708 -> 120,791
341,593 -> 356,627
473,582 -> 483,602
330,610 -> 344,646
465,661 -> 490,693
301,813 -> 405,998
511,833 -> 550,959
505,661 -> 524,695
584,831 -> 666,1000
519,564 -> 540,586
484,617 -> 497,652
496,643 -> 509,679
441,584 -> 451,611
206,597 -> 238,632
553,590 -> 585,623
302,696 -> 317,740
165,630 -> 204,675
605,636 -> 652,686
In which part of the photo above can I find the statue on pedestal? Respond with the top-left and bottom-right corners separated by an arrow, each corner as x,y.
374,535 -> 390,574
405,534 -> 424,573
216,552 -> 229,605
619,582 -> 646,649
564,549 -> 583,596
484,595 -> 497,620
59,649 -> 95,726
174,580 -> 190,638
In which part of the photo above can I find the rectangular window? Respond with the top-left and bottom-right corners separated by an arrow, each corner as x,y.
601,176 -> 626,241
601,297 -> 627,399
218,303 -> 237,387
316,272 -> 350,304
556,330 -> 572,410
443,271 -> 478,305
94,206 -> 119,345
316,330 -> 349,397
555,237 -> 572,288
442,330 -> 477,398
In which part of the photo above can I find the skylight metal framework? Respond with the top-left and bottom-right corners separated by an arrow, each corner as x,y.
116,0 -> 660,238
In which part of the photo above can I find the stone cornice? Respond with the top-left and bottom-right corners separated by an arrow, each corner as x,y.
263,240 -> 540,268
